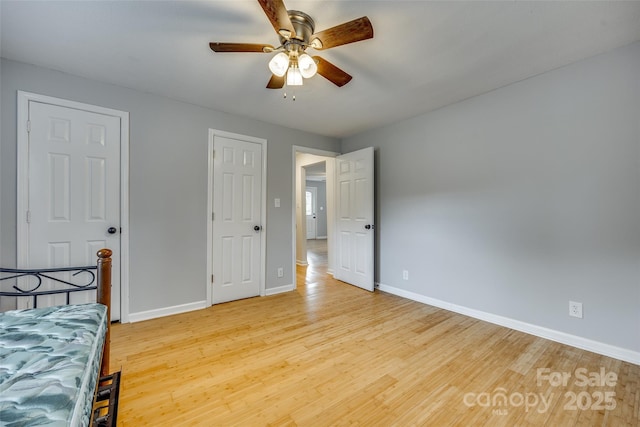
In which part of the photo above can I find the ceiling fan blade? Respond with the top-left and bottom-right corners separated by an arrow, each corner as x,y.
210,42 -> 274,53
311,17 -> 373,50
267,74 -> 285,89
313,56 -> 353,87
257,0 -> 296,39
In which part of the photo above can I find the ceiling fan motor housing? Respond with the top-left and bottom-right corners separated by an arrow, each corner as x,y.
281,10 -> 315,47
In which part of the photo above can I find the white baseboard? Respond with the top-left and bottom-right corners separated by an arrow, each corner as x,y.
128,300 -> 207,323
377,283 -> 640,366
265,284 -> 295,296
315,236 -> 327,239
296,260 -> 308,266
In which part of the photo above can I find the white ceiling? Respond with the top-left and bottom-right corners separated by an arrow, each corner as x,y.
2,1 -> 640,138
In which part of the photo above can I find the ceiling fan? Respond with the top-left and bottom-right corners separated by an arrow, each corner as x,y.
209,0 -> 373,92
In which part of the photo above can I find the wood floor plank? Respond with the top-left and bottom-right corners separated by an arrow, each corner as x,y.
110,248 -> 639,426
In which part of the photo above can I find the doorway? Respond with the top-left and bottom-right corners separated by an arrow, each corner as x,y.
305,163 -> 328,270
333,147 -> 375,291
294,146 -> 376,292
293,148 -> 337,286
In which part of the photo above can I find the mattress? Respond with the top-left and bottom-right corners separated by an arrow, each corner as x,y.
0,303 -> 108,427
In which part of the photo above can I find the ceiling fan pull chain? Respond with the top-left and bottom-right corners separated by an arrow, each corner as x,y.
283,85 -> 296,101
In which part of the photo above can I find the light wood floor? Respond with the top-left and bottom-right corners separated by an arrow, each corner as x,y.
305,238 -> 328,267
110,246 -> 639,426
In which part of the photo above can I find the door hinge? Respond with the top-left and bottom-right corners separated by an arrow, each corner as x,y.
26,120 -> 31,133
26,210 -> 31,223
212,212 -> 215,221
211,274 -> 214,283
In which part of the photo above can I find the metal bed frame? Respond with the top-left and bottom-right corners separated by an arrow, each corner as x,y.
0,249 -> 120,427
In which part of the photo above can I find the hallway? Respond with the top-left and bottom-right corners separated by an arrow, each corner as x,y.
301,238 -> 328,287
306,239 -> 327,267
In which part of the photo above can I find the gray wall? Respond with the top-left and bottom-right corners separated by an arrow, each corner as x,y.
342,42 -> 640,353
0,58 -> 339,314
305,180 -> 327,238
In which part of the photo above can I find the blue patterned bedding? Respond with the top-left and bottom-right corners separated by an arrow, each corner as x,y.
0,303 -> 108,426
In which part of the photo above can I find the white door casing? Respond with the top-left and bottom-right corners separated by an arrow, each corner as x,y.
209,130 -> 266,305
334,147 -> 375,291
17,92 -> 129,321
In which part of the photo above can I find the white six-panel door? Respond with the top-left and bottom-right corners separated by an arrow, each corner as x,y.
23,100 -> 122,318
212,135 -> 263,304
334,147 -> 375,291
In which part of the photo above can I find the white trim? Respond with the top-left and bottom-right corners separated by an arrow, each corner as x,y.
296,260 -> 309,267
207,129 -> 267,306
16,91 -> 130,322
119,107 -> 130,323
293,146 -> 340,157
16,93 -> 29,270
265,284 -> 295,296
315,236 -> 328,240
206,133 -> 214,306
129,300 -> 207,323
377,283 -> 640,366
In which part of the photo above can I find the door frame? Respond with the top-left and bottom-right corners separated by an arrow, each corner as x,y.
292,146 -> 338,288
206,129 -> 267,306
16,91 -> 130,322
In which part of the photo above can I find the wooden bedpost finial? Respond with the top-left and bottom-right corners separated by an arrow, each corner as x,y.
97,248 -> 113,259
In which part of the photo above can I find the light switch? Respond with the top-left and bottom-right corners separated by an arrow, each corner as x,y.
274,198 -> 280,208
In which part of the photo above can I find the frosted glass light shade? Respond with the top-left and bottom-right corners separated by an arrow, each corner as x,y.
298,53 -> 317,78
286,66 -> 303,86
268,52 -> 289,77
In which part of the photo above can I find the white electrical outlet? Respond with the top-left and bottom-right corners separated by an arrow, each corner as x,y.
277,267 -> 284,278
402,270 -> 409,280
569,301 -> 583,318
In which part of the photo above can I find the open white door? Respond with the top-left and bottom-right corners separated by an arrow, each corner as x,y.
334,147 -> 374,291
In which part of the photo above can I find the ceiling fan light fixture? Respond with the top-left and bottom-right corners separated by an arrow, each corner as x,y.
298,53 -> 317,78
268,52 -> 289,77
286,66 -> 303,86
